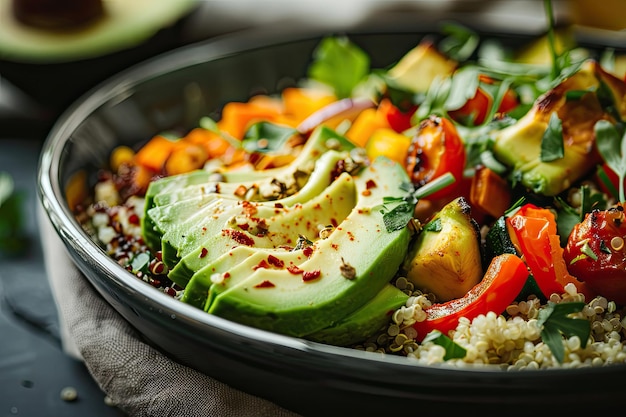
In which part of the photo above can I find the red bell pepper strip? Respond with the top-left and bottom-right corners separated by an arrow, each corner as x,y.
412,253 -> 528,341
507,204 -> 595,300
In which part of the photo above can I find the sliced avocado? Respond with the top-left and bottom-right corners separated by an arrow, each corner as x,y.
158,148 -> 352,271
171,171 -> 356,288
492,60 -> 620,196
206,157 -> 412,337
141,125 -> 354,250
305,284 -> 408,346
181,246 -> 308,309
402,197 -> 483,303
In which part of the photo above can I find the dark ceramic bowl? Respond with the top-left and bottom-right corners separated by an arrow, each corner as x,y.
37,23 -> 626,417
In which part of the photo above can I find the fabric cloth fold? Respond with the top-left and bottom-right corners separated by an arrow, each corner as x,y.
38,205 -> 300,417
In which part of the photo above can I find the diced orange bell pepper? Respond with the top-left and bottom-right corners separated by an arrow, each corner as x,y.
281,87 -> 337,123
345,107 -> 391,147
365,127 -> 411,166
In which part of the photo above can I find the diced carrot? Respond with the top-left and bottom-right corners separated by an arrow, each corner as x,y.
133,135 -> 177,172
345,107 -> 391,147
217,96 -> 286,140
469,165 -> 512,218
182,128 -> 233,159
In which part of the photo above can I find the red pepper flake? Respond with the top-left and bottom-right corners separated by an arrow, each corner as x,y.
361,190 -> 372,197
330,218 -> 338,227
199,247 -> 208,258
222,229 -> 255,246
366,179 -> 377,189
241,201 -> 258,215
224,272 -> 231,279
274,202 -> 284,208
254,259 -> 270,270
267,254 -> 285,268
128,213 -> 140,225
331,243 -> 339,250
238,223 -> 250,231
255,280 -> 275,288
303,246 -> 314,257
302,270 -> 321,282
287,265 -> 303,275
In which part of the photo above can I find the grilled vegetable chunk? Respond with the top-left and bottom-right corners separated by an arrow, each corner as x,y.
402,197 -> 483,302
492,60 -> 626,196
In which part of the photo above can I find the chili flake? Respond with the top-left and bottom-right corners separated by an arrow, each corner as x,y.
255,280 -> 275,288
302,270 -> 321,281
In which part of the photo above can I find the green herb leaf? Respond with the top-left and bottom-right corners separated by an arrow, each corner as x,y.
242,122 -> 298,154
540,113 -> 564,162
595,119 -> 626,201
438,23 -> 479,62
537,301 -> 590,364
308,36 -> 370,99
444,67 -> 480,111
424,218 -> 442,232
382,201 -> 415,233
422,330 -> 467,361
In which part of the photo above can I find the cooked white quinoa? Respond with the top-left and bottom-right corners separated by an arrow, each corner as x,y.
82,177 -> 626,369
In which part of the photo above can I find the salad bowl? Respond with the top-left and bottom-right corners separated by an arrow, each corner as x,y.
37,22 -> 626,416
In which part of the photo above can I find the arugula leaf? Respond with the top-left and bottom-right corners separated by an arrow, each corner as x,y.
595,119 -> 626,202
537,301 -> 589,364
242,122 -> 298,154
540,113 -> 564,162
422,330 -> 467,361
308,36 -> 370,99
438,23 -> 479,62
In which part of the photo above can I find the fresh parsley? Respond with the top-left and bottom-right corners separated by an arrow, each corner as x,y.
537,301 -> 590,364
380,173 -> 455,232
595,119 -> 626,202
540,112 -> 565,162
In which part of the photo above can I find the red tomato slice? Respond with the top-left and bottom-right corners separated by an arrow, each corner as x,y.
405,115 -> 466,201
412,253 -> 528,341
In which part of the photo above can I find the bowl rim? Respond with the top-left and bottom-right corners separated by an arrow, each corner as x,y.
37,24 -> 626,386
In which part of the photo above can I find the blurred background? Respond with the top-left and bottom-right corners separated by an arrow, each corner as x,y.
1,0 -> 624,139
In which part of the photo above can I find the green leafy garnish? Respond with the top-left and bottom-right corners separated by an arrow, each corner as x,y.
424,218 -> 442,232
0,172 -> 29,256
537,301 -> 590,364
540,113 -> 564,162
595,119 -> 626,202
422,330 -> 467,361
380,173 -> 456,232
308,36 -> 370,99
242,122 -> 298,154
438,23 -> 479,62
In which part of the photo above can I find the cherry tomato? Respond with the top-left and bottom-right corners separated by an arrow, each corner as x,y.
405,115 -> 466,201
448,75 -> 519,126
564,203 -> 626,305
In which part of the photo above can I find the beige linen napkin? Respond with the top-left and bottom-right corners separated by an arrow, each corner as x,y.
38,205 -> 301,417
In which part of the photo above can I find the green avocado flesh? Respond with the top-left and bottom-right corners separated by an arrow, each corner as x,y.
305,284 -> 409,346
141,125 -> 412,339
206,157 -> 412,337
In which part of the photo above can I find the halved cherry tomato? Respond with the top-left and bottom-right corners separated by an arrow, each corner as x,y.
448,75 -> 519,126
405,115 -> 466,201
564,203 -> 626,305
412,253 -> 528,341
377,98 -> 417,133
507,204 -> 595,300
